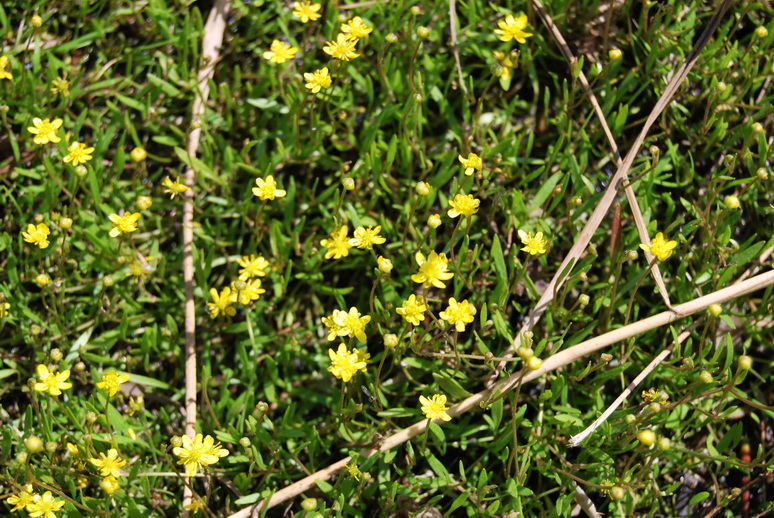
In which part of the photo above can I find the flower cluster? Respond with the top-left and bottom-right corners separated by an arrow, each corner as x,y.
207,255 -> 272,319
322,307 -> 371,342
8,486 -> 65,517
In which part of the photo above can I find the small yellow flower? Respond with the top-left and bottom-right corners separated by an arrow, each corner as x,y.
292,1 -> 322,23
323,33 -> 360,61
185,500 -> 201,513
63,141 -> 95,166
341,16 -> 372,39
419,394 -> 452,421
458,153 -> 482,175
411,250 -> 454,289
22,223 -> 51,249
263,39 -> 298,64
328,343 -> 367,382
172,433 -> 229,476
96,370 -> 129,397
439,297 -> 476,332
320,225 -> 352,260
639,232 -> 677,262
448,193 -> 480,218
130,146 -> 147,162
237,255 -> 269,280
252,175 -> 286,200
0,55 -> 13,81
230,279 -> 266,305
304,67 -> 332,94
349,225 -> 386,249
50,76 -> 70,97
396,294 -> 427,326
90,448 -> 127,477
35,273 -> 51,286
518,229 -> 548,255
27,117 -> 63,145
494,13 -> 533,44
33,364 -> 72,396
100,475 -> 120,495
208,287 -> 237,319
162,176 -> 190,199
108,212 -> 141,238
25,491 -> 65,518
7,485 -> 36,511
641,388 -> 661,403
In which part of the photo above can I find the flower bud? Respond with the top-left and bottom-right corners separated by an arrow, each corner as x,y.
31,324 -> 42,336
86,411 -> 99,423
682,357 -> 694,369
103,275 -> 114,287
31,15 -> 43,27
516,347 -> 534,359
649,145 -> 660,156
384,333 -> 399,348
757,168 -> 769,180
415,181 -> 430,196
239,437 -> 251,448
417,26 -> 430,39
170,436 -> 182,447
59,217 -> 73,230
136,196 -> 153,211
699,370 -> 713,384
410,6 -> 422,15
649,402 -> 661,413
130,146 -> 147,162
578,294 -> 590,306
574,196 -> 582,206
428,214 -> 441,229
625,250 -> 638,261
608,49 -> 622,61
637,430 -> 656,446
256,401 -> 269,413
50,348 -> 63,361
579,271 -> 588,282
75,361 -> 86,372
755,26 -> 768,38
75,165 -> 88,177
724,195 -> 740,209
36,274 -> 51,286
708,304 -> 722,316
751,122 -> 764,134
657,437 -> 671,450
526,356 -> 542,370
377,256 -> 393,274
716,81 -> 728,92
738,355 -> 752,371
385,33 -> 398,43
25,435 -> 44,453
46,441 -> 57,453
625,414 -> 636,425
302,498 -> 318,511
342,177 -> 355,190
609,486 -> 626,500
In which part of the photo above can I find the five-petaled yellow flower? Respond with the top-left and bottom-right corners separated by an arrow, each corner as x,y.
172,433 -> 229,477
27,117 -> 63,145
252,175 -> 286,200
90,448 -> 128,478
230,279 -> 266,305
7,485 -> 36,511
162,176 -> 190,199
323,33 -> 360,61
50,76 -> 70,97
208,287 -> 237,319
292,1 -> 322,23
494,14 -> 533,44
304,67 -> 332,94
63,141 -> 95,166
341,16 -> 372,39
22,223 -> 51,249
96,370 -> 129,397
448,193 -> 480,218
320,225 -> 353,260
411,250 -> 454,289
108,212 -> 141,238
237,255 -> 269,280
25,491 -> 65,518
0,55 -> 12,81
640,232 -> 677,262
396,294 -> 427,326
349,225 -> 386,249
263,39 -> 298,64
458,153 -> 482,175
419,394 -> 452,421
322,307 -> 371,342
439,297 -> 476,332
327,343 -> 368,382
33,364 -> 72,397
519,229 -> 548,255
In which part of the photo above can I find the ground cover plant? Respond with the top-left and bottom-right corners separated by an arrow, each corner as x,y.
0,0 -> 773,516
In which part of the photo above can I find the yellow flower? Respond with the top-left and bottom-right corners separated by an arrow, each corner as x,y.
327,343 -> 367,382
33,364 -> 72,396
639,232 -> 677,262
292,1 -> 322,23
237,255 -> 269,280
641,388 -> 661,403
7,485 -> 36,511
447,193 -> 480,218
0,55 -> 12,80
50,76 -> 70,97
63,141 -> 95,166
25,491 -> 65,518
323,307 -> 371,342
108,212 -> 141,238
518,229 -> 548,255
162,176 -> 190,199
263,39 -> 298,64
252,175 -> 286,200
493,51 -> 514,82
230,279 -> 266,305
127,255 -> 155,283
411,250 -> 454,289
35,273 -> 51,287
428,214 -> 442,229
100,475 -> 120,495
341,16 -> 372,39
22,223 -> 51,249
439,297 -> 476,332
185,500 -> 201,513
396,294 -> 427,326
96,370 -> 129,397
173,433 -> 229,476
419,394 -> 452,421
494,14 -> 533,44
208,287 -> 237,319
90,448 -> 127,477
0,301 -> 10,318
304,67 -> 332,94
27,117 -> 63,145
320,225 -> 352,260
377,255 -> 393,274
458,153 -> 482,175
323,33 -> 360,61
348,225 -> 386,249
130,146 -> 147,162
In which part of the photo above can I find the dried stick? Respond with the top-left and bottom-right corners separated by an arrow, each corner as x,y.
227,268 -> 774,517
448,0 -> 469,97
182,0 -> 230,515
